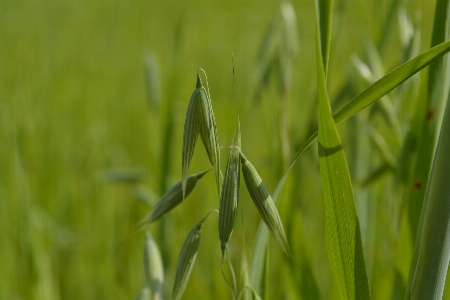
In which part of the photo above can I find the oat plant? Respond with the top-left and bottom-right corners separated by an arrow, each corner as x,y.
138,0 -> 450,298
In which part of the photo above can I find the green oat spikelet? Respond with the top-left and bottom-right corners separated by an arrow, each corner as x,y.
181,75 -> 203,199
182,70 -> 221,198
196,70 -> 222,196
240,151 -> 290,255
218,134 -> 240,256
140,170 -> 209,226
172,211 -> 216,300
172,223 -> 202,300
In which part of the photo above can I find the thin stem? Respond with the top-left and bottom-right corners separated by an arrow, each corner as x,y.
236,285 -> 251,300
232,53 -> 237,134
280,86 -> 291,168
221,250 -> 237,299
227,249 -> 237,295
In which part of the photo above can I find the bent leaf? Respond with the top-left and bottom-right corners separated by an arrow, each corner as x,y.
333,39 -> 450,125
273,38 -> 450,214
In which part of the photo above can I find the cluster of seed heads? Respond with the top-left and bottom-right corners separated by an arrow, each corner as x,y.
143,69 -> 290,299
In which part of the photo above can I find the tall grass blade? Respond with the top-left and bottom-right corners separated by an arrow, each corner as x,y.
405,0 -> 450,298
315,0 -> 370,298
404,79 -> 450,300
406,0 -> 450,246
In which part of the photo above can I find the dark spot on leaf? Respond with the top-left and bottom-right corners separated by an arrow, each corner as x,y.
413,180 -> 421,191
427,107 -> 434,122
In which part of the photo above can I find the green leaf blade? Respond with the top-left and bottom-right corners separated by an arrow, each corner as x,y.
406,0 -> 450,248
274,39 -> 450,217
333,39 -> 450,126
405,0 -> 450,298
317,0 -> 333,75
405,91 -> 450,300
315,1 -> 370,298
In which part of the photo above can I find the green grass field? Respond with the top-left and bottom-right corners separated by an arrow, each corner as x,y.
1,0 -> 448,299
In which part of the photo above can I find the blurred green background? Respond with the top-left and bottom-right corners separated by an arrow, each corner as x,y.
0,0 -> 441,299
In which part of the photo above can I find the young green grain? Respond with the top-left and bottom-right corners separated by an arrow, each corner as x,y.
182,70 -> 221,198
172,211 -> 216,300
240,152 -> 290,255
197,70 -> 222,195
181,76 -> 202,198
218,135 -> 240,255
140,170 -> 209,226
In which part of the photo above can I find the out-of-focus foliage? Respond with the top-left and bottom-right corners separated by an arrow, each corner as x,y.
0,1 -> 448,299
